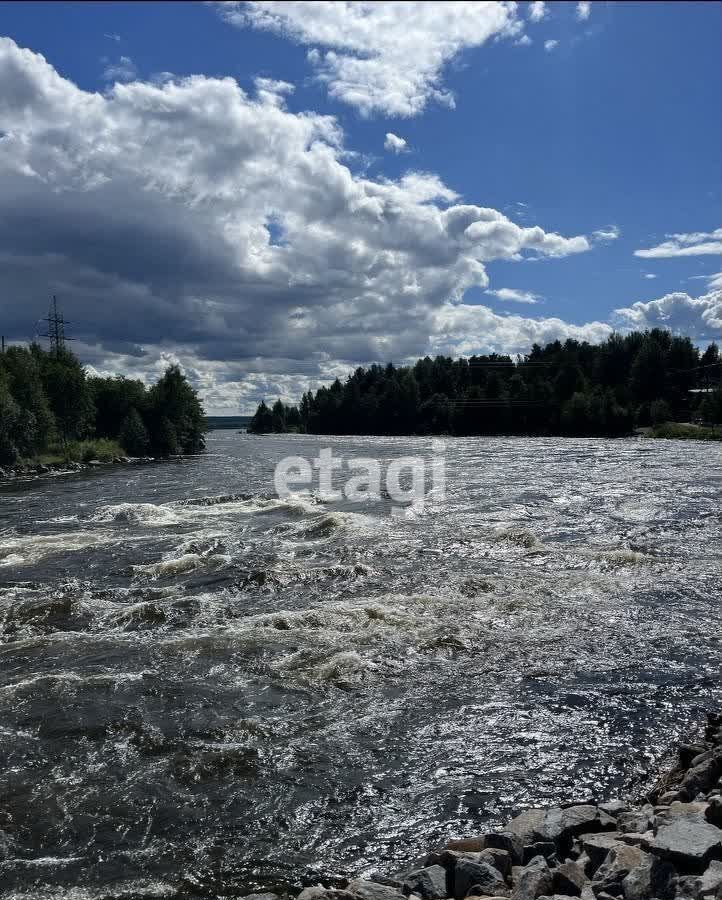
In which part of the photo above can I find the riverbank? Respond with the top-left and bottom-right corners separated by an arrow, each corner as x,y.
0,453 -> 162,482
287,712 -> 722,900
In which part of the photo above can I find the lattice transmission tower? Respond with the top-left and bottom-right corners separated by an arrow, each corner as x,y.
40,296 -> 73,356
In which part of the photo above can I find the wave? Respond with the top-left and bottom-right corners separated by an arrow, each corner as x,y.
91,502 -> 180,527
0,531 -> 118,568
492,526 -> 543,550
589,548 -> 651,566
132,551 -> 231,579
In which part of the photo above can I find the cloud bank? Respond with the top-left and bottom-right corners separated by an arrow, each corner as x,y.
1,37 -> 715,413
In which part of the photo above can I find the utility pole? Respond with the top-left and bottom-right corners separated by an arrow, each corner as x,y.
40,295 -> 73,356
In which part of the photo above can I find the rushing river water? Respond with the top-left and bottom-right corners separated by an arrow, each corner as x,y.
0,432 -> 719,899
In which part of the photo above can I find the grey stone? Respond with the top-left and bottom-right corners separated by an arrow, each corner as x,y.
707,797 -> 722,829
618,832 -> 654,850
480,849 -> 512,879
241,894 -> 279,900
616,811 -> 653,835
620,855 -> 675,900
592,845 -> 648,896
681,758 -> 722,801
552,860 -> 588,896
675,876 -> 699,899
448,838 -> 488,853
512,856 -> 553,900
650,819 -> 722,872
348,880 -> 407,900
578,834 -> 624,872
506,811 -> 549,846
656,801 -> 709,827
544,808 -> 617,852
485,832 -> 524,866
523,844 -> 557,866
695,860 -> 722,899
454,859 -> 508,899
680,745 -> 709,768
299,889 -> 355,900
427,850 -> 482,872
599,802 -> 628,818
403,866 -> 448,900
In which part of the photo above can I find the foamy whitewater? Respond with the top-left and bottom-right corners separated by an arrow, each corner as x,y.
0,432 -> 719,899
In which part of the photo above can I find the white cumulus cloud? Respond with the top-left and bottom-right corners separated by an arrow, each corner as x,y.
613,290 -> 722,341
576,2 -> 591,22
384,132 -> 407,154
544,39 -> 559,52
592,225 -> 621,242
528,2 -> 547,23
102,55 -> 137,83
431,302 -> 612,358
634,228 -> 722,258
215,1 -> 525,117
0,36 -> 598,413
485,288 -> 540,304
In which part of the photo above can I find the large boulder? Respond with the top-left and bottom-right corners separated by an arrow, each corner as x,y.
454,858 -> 508,899
552,861 -> 588,896
506,811 -> 548,847
616,808 -> 654,835
592,845 -> 648,896
480,850 -> 512,879
650,819 -> 722,872
543,808 -> 617,854
679,757 -> 722,801
485,833 -> 524,866
578,834 -> 624,872
656,801 -> 709,828
403,866 -> 448,900
695,860 -> 722,899
707,798 -> 722,829
512,856 -> 553,900
347,880 -> 407,900
620,856 -> 676,900
523,844 -> 557,866
448,839 -> 488,853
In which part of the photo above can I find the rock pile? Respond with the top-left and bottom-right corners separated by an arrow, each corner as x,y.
285,712 -> 722,900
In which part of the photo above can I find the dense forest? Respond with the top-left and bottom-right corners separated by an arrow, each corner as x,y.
249,330 -> 721,437
0,344 -> 206,466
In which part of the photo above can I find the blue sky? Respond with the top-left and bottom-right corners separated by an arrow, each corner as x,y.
0,1 -> 720,412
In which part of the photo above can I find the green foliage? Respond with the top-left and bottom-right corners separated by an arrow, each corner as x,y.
119,408 -> 150,456
146,365 -> 206,454
248,331 -> 719,439
650,398 -> 671,426
0,346 -> 206,464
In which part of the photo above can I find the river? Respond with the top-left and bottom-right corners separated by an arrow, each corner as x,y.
0,432 -> 719,899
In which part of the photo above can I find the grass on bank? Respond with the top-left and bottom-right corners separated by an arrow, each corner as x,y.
21,438 -> 126,467
649,422 -> 722,441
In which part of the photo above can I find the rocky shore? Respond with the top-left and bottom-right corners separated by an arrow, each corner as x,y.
0,454 -> 161,482
279,713 -> 722,900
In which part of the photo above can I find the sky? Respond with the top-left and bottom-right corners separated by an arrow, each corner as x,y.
0,1 -> 720,414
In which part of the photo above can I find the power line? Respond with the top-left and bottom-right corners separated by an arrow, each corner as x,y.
39,295 -> 73,356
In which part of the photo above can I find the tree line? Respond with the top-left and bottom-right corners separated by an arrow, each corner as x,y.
0,344 -> 206,466
249,329 -> 721,437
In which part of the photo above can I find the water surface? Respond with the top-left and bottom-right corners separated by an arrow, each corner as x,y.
0,433 -> 719,899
